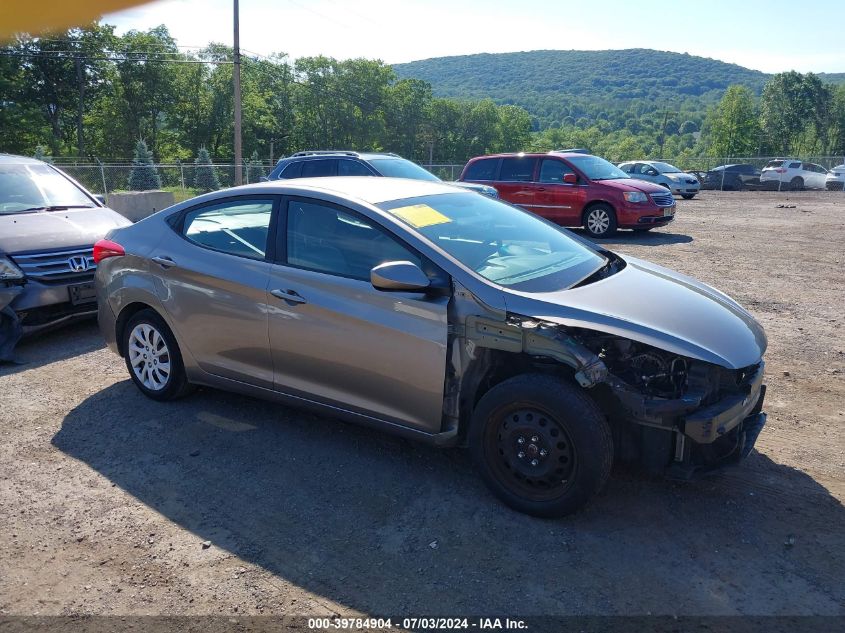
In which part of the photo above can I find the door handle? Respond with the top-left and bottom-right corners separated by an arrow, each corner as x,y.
151,256 -> 176,268
270,288 -> 307,304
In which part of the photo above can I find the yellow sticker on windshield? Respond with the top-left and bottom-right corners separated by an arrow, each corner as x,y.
389,204 -> 452,228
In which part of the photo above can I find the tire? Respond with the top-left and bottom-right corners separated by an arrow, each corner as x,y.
583,204 -> 617,238
789,177 -> 804,191
732,178 -> 744,191
123,309 -> 193,401
681,194 -> 695,200
468,374 -> 613,518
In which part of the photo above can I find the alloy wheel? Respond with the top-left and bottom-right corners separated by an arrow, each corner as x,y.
587,208 -> 610,235
128,323 -> 171,391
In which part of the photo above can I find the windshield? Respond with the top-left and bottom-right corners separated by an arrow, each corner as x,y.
567,155 -> 630,181
651,162 -> 682,173
378,192 -> 607,292
0,163 -> 94,214
369,158 -> 441,182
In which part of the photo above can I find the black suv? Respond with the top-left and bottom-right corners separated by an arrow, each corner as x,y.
701,164 -> 761,191
266,151 -> 498,197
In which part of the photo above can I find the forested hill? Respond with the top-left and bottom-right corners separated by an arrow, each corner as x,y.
393,49 -> 771,128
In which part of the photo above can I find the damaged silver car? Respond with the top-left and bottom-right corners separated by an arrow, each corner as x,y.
95,178 -> 767,517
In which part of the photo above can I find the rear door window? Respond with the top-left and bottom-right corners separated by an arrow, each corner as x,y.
499,157 -> 536,182
338,160 -> 374,176
464,158 -> 499,181
301,159 -> 337,178
789,162 -> 802,169
182,199 -> 274,260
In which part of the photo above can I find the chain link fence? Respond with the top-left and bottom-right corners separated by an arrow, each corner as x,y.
57,162 -> 273,203
52,156 -> 845,201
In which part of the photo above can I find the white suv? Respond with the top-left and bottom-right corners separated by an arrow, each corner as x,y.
760,159 -> 828,190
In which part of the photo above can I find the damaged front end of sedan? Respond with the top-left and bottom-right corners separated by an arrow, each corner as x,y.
446,288 -> 766,478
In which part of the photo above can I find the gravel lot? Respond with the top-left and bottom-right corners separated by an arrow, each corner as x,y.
1,190 -> 843,617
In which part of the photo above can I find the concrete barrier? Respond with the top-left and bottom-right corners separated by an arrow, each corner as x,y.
106,191 -> 176,222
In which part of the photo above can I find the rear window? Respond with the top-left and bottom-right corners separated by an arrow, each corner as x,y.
464,159 -> 498,181
279,162 -> 303,179
764,160 -> 783,169
499,157 -> 536,182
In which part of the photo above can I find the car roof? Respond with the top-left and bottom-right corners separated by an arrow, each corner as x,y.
279,151 -> 403,162
470,152 -> 593,160
199,176 -> 464,205
0,153 -> 47,165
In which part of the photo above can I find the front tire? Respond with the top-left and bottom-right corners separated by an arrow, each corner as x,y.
468,374 -> 613,517
123,309 -> 193,401
681,193 -> 695,199
790,177 -> 804,191
583,204 -> 618,238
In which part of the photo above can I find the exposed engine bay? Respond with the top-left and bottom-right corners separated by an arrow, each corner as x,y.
449,300 -> 767,477
577,332 -> 690,399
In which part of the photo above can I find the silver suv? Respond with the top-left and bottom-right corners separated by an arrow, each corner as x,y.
0,155 -> 130,350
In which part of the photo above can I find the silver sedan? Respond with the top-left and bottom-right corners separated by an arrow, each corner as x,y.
95,178 -> 767,517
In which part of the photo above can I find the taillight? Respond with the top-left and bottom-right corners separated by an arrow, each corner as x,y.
93,239 -> 125,263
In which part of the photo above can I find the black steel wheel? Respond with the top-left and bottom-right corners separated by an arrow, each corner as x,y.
469,374 -> 613,517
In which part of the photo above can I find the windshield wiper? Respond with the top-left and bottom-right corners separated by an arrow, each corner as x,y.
17,205 -> 96,212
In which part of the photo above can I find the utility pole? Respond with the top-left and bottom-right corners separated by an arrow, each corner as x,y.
233,0 -> 243,185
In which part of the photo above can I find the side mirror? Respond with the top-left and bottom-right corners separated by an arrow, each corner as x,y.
563,173 -> 578,184
94,194 -> 106,206
371,261 -> 430,293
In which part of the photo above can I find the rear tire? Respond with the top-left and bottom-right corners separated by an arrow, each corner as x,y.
468,374 -> 613,518
123,309 -> 193,401
583,204 -> 617,238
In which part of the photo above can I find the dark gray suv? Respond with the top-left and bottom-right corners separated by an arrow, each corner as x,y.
267,151 -> 498,198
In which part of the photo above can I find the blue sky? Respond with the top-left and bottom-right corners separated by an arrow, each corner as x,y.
105,0 -> 845,73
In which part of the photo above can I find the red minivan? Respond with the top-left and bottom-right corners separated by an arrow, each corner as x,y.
459,152 -> 676,238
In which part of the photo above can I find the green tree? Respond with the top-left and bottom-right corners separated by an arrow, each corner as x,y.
194,147 -> 220,192
760,72 -> 812,154
128,139 -> 161,190
33,145 -> 53,163
704,85 -> 758,157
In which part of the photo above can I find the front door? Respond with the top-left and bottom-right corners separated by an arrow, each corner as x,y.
267,197 -> 449,432
153,196 -> 277,388
532,158 -> 585,225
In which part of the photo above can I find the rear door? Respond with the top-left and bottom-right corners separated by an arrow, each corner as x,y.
266,196 -> 449,432
495,156 -> 538,210
153,196 -> 278,388
531,157 -> 585,225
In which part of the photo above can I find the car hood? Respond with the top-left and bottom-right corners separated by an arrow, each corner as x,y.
503,255 -> 767,369
598,178 -> 671,194
0,207 -> 131,254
